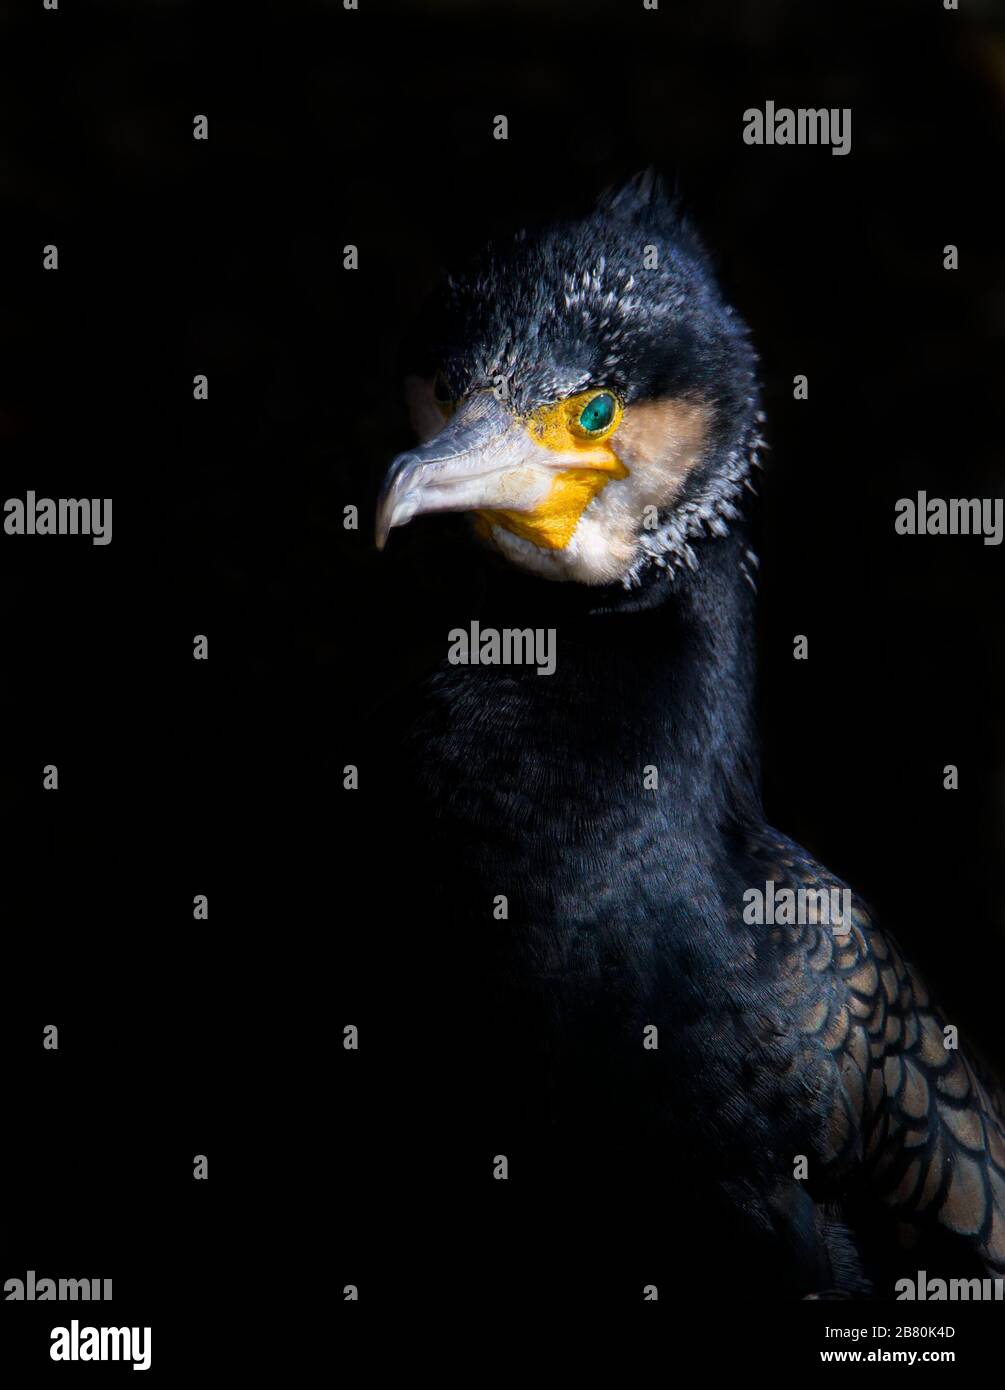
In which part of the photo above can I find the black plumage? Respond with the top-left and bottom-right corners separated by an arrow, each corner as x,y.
375,173 -> 1005,1299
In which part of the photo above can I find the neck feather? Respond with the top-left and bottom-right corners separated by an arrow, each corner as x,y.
408,524 -> 763,852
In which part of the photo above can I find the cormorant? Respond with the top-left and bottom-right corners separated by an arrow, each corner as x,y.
374,172 -> 1005,1299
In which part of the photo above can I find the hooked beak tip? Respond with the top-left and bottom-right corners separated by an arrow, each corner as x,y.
374,462 -> 412,552
374,394 -> 523,554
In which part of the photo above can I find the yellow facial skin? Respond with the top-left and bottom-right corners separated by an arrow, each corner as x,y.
383,378 -> 713,584
478,390 -> 629,550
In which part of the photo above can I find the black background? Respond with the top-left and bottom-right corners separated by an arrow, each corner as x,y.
1,0 -> 1002,1372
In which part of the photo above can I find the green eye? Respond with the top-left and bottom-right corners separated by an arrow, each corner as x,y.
578,392 -> 616,434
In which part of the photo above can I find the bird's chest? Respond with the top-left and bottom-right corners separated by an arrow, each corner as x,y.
412,813 -> 756,1139
398,675 -> 799,1153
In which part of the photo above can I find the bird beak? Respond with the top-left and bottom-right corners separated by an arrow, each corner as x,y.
375,391 -> 555,550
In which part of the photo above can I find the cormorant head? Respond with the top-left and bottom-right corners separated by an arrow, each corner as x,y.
376,171 -> 762,589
